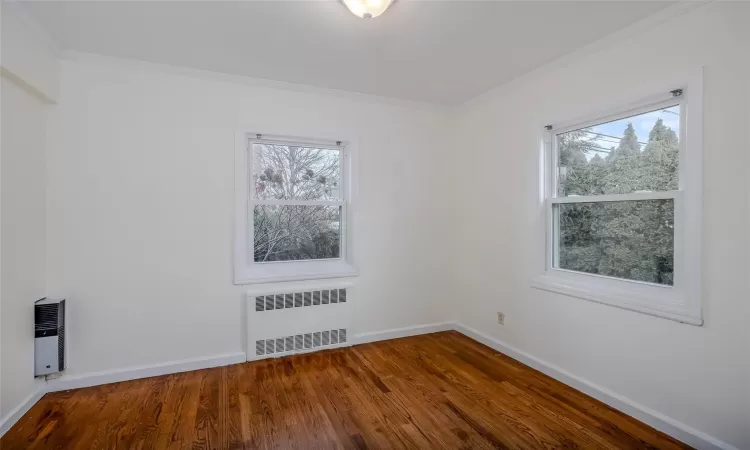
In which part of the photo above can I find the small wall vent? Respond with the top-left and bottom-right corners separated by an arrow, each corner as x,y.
34,298 -> 66,376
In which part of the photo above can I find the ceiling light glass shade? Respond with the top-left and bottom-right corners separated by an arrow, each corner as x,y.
342,0 -> 395,19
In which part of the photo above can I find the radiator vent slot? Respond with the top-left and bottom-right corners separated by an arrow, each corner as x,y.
256,328 -> 347,357
255,289 -> 347,312
285,336 -> 294,352
35,304 -> 59,332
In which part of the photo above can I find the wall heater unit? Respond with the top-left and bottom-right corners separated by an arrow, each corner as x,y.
246,283 -> 353,361
34,298 -> 66,376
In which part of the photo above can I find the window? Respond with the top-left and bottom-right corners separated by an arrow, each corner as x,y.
532,81 -> 703,325
235,133 -> 357,284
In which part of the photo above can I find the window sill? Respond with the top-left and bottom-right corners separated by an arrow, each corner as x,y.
234,259 -> 358,285
530,271 -> 702,326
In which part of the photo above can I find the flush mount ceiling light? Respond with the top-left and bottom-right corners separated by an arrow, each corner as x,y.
342,0 -> 395,19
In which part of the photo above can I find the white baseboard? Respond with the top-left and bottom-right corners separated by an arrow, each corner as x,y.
0,383 -> 47,437
46,352 -> 246,392
1,324 -> 736,450
353,321 -> 455,345
453,323 -> 738,450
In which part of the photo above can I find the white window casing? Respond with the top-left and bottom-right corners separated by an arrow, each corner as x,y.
532,70 -> 703,326
234,132 -> 358,284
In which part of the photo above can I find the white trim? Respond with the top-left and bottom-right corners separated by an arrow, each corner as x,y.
246,322 -> 457,363
0,384 -> 46,437
235,259 -> 358,285
234,131 -> 358,284
60,50 -> 446,110
550,191 -> 678,204
250,135 -> 345,150
353,322 -> 456,345
549,95 -> 680,136
1,2 -> 60,103
0,325 -> 736,449
537,70 -> 703,325
531,273 -> 701,326
0,67 -> 56,105
244,280 -> 354,298
680,68 -> 703,324
453,324 -> 738,450
46,352 -> 246,392
253,199 -> 343,207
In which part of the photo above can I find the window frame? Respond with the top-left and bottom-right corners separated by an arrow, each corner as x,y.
532,75 -> 703,326
234,132 -> 358,284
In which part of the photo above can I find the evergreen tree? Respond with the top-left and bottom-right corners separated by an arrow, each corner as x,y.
557,117 -> 678,285
589,153 -> 605,165
647,118 -> 678,145
557,128 -> 597,196
604,123 -> 642,194
615,123 -> 641,157
641,118 -> 679,191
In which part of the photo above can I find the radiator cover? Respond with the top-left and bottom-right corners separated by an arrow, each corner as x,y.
246,283 -> 353,361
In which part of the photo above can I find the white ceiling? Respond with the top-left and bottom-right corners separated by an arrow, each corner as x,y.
22,1 -> 673,105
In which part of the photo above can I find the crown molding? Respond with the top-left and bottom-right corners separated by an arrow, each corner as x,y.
60,50 -> 450,113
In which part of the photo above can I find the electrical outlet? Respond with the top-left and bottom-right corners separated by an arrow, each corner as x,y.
497,312 -> 505,325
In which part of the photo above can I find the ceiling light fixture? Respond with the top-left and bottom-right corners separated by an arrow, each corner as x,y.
342,0 -> 395,19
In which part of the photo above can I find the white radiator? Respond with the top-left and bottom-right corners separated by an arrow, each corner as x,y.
245,282 -> 353,361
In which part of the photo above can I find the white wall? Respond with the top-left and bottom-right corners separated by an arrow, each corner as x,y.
1,0 -> 5,419
0,2 -> 58,103
20,2 -> 749,447
1,1 -> 56,427
45,55 -> 453,377
1,78 -> 47,419
453,2 -> 749,448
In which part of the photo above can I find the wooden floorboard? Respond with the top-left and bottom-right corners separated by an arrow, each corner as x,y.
1,331 -> 691,449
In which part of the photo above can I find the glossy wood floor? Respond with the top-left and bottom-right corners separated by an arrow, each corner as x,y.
2,331 -> 690,449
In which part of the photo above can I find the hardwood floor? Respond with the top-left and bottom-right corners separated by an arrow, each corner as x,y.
2,331 -> 690,449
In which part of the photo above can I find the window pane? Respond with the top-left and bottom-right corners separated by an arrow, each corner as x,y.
253,144 -> 340,201
557,105 -> 680,196
554,199 -> 674,285
253,205 -> 341,262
